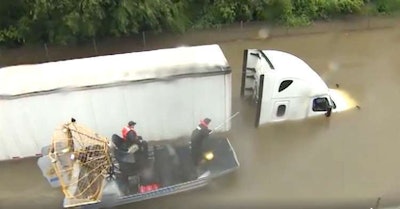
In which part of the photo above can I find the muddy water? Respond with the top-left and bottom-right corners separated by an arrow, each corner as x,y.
1,20 -> 400,209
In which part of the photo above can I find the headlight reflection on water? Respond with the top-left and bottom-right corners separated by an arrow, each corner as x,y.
329,88 -> 358,112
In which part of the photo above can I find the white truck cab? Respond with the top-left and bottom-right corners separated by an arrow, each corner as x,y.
240,49 -> 355,127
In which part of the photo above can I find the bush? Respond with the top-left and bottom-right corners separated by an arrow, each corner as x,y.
1,0 -> 400,47
267,0 -> 366,26
375,0 -> 400,13
292,0 -> 365,20
0,26 -> 25,47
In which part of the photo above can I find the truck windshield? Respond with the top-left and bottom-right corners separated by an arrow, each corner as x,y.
312,97 -> 330,111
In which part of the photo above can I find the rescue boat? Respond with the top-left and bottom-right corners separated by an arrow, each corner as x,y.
37,119 -> 239,209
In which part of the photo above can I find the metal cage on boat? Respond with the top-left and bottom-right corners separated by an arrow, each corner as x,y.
48,121 -> 112,208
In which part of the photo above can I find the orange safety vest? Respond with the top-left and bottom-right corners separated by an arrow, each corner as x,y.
122,126 -> 137,140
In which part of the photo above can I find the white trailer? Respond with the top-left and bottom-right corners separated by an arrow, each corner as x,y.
0,44 -> 232,161
241,49 -> 356,127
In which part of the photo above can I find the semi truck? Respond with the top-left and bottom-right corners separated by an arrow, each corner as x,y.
240,49 -> 356,127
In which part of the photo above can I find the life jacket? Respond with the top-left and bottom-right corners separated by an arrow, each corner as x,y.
122,126 -> 137,140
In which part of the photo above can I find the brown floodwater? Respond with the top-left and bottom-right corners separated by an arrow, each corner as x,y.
1,18 -> 400,209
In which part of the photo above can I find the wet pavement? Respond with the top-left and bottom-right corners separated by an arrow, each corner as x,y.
1,19 -> 400,209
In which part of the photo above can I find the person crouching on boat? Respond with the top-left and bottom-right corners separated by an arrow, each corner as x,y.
122,121 -> 148,155
122,121 -> 140,153
190,118 -> 212,167
122,121 -> 137,140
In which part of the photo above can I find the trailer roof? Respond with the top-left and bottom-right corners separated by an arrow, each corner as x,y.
0,44 -> 229,97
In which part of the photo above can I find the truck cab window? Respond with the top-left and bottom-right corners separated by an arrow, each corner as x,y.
277,105 -> 286,117
312,97 -> 330,111
278,80 -> 293,92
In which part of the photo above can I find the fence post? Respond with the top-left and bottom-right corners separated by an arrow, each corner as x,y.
92,38 -> 98,55
0,48 -> 3,65
44,43 -> 50,61
142,31 -> 146,49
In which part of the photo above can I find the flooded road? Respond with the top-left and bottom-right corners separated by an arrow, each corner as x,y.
1,19 -> 400,209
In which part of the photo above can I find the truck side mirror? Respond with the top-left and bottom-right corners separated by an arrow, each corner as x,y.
325,106 -> 332,117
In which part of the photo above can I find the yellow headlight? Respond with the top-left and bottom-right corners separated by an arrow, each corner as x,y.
204,152 -> 214,160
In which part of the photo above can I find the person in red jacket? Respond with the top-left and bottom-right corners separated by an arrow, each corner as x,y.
122,121 -> 137,141
190,118 -> 212,166
121,121 -> 148,157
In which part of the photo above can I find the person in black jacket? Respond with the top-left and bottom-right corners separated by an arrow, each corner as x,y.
190,118 -> 212,166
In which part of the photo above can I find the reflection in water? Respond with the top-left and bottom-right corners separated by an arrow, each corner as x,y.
1,22 -> 400,209
257,28 -> 271,39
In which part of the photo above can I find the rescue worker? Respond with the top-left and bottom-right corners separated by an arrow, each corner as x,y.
190,118 -> 212,167
122,121 -> 148,159
121,121 -> 140,153
122,121 -> 137,141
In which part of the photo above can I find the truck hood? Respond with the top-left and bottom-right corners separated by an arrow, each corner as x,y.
329,88 -> 358,112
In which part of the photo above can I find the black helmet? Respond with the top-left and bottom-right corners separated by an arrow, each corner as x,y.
128,121 -> 136,126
